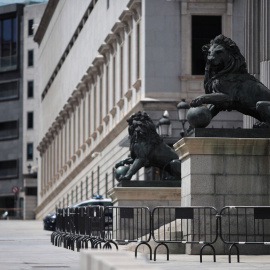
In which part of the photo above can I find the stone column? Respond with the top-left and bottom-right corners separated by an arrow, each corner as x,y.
260,0 -> 270,88
243,0 -> 261,128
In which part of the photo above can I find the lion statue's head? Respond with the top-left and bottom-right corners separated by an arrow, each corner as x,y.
202,34 -> 247,76
126,111 -> 162,146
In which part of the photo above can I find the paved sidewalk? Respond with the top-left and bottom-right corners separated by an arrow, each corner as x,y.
0,220 -> 270,269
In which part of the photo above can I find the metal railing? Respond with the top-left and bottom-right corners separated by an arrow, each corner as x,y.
219,206 -> 270,263
152,206 -> 218,262
51,205 -> 270,263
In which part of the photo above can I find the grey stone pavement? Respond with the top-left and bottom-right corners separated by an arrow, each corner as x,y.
1,220 -> 270,270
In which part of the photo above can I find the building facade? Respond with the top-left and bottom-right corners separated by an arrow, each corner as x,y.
0,3 -> 24,216
35,0 -> 264,219
21,2 -> 47,219
0,1 -> 47,219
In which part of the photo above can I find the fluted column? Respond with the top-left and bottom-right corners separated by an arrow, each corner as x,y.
260,0 -> 270,88
243,0 -> 261,128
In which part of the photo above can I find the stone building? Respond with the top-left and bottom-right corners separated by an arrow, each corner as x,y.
34,0 -> 268,219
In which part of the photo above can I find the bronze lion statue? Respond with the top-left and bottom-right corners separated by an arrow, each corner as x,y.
115,111 -> 181,181
190,34 -> 270,128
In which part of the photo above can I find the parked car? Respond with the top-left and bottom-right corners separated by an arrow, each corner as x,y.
43,195 -> 113,231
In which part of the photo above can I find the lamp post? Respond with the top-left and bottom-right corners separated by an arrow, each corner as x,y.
156,110 -> 172,137
177,99 -> 190,137
27,164 -> 32,174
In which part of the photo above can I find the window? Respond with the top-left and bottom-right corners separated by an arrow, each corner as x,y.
120,46 -> 123,97
0,81 -> 18,101
27,81 -> 34,98
27,112 -> 34,129
136,23 -> 140,79
27,143 -> 33,160
81,181 -> 83,201
28,50 -> 34,67
113,56 -> 116,105
128,35 -> 132,88
0,16 -> 17,71
25,187 -> 37,196
0,120 -> 18,140
28,19 -> 34,36
86,176 -> 88,199
99,77 -> 103,124
0,159 -> 17,179
192,16 -> 222,75
91,171 -> 94,197
106,65 -> 109,114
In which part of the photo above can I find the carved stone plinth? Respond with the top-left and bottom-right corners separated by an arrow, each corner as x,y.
174,136 -> 270,255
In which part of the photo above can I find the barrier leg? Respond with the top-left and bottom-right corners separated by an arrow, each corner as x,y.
229,244 -> 240,263
103,240 -> 118,250
135,242 -> 152,261
200,243 -> 216,263
154,243 -> 169,261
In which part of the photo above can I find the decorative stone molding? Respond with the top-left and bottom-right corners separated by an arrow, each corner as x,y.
103,114 -> 110,124
111,22 -> 126,44
87,65 -> 98,82
92,55 -> 104,75
76,82 -> 87,98
110,106 -> 117,117
59,110 -> 68,124
75,149 -> 82,157
97,124 -> 103,133
124,89 -> 133,100
86,137 -> 92,146
133,78 -> 141,90
104,33 -> 118,53
127,0 -> 141,22
117,98 -> 125,109
174,137 -> 270,161
119,9 -> 133,33
98,44 -> 112,63
91,131 -> 97,140
81,74 -> 92,88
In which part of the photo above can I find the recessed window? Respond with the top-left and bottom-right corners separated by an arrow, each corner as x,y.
28,50 -> 34,67
0,159 -> 17,179
27,81 -> 34,98
192,15 -> 222,75
27,112 -> 34,129
0,16 -> 17,72
25,187 -> 37,196
28,19 -> 34,36
0,120 -> 18,140
0,81 -> 18,101
27,142 -> 33,160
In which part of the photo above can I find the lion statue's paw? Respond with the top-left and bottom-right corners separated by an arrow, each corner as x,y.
253,121 -> 270,128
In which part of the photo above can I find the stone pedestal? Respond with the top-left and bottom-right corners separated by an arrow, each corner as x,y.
107,185 -> 183,254
174,137 -> 270,255
108,186 -> 181,210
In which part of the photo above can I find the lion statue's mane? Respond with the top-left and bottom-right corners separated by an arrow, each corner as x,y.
190,34 -> 270,126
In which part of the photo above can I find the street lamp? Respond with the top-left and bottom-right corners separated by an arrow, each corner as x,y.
156,110 -> 172,137
27,164 -> 32,174
177,99 -> 190,137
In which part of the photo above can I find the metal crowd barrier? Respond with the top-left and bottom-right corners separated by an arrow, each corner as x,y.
50,205 -> 270,264
104,206 -> 152,259
152,206 -> 218,262
219,206 -> 270,263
